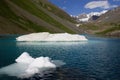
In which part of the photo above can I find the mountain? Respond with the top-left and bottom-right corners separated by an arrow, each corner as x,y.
79,7 -> 120,37
95,6 -> 120,36
75,10 -> 107,22
0,0 -> 80,34
95,7 -> 120,23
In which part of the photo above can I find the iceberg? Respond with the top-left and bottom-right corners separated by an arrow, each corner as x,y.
0,52 -> 65,78
16,32 -> 88,41
15,52 -> 34,64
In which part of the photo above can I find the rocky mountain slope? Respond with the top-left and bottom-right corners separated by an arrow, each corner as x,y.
74,10 -> 107,22
0,0 -> 80,34
79,7 -> 120,37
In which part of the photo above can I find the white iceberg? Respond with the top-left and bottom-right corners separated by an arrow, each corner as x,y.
0,52 -> 65,78
16,32 -> 88,41
15,52 -> 34,64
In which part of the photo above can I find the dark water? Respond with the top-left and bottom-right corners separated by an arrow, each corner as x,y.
0,36 -> 120,80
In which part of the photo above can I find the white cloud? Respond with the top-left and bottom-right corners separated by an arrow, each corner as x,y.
85,1 -> 118,9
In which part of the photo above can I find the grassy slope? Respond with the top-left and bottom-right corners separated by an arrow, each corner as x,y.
11,0 -> 74,33
0,0 -> 52,34
0,0 -> 77,34
37,0 -> 76,23
96,24 -> 120,35
79,22 -> 120,36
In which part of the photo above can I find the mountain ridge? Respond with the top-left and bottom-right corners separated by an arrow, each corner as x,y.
78,6 -> 120,37
74,10 -> 108,22
0,0 -> 80,34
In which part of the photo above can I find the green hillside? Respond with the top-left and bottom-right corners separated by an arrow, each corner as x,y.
0,0 -> 80,34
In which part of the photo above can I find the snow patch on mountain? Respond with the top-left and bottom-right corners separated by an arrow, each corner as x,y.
73,10 -> 108,22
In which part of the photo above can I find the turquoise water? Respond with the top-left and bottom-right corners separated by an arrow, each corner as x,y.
0,36 -> 120,80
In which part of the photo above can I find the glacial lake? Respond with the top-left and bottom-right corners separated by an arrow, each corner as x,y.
0,35 -> 120,80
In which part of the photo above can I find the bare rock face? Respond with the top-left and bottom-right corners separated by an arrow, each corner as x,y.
96,7 -> 120,23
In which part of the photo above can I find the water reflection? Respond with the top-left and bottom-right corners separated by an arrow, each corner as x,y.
17,41 -> 87,45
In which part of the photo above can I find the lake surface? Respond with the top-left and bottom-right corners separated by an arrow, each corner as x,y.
0,35 -> 120,80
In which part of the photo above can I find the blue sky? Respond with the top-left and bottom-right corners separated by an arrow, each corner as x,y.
48,0 -> 120,16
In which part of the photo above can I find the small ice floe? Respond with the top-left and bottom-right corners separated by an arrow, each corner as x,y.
0,52 -> 65,78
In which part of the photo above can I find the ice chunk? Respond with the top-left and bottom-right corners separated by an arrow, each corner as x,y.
0,52 -> 64,78
0,63 -> 28,77
25,57 -> 56,75
16,32 -> 88,41
15,52 -> 34,64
